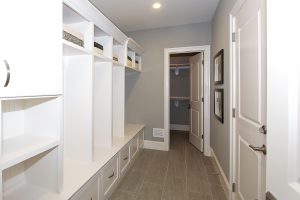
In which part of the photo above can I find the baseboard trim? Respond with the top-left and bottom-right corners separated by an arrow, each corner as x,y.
143,140 -> 166,151
170,124 -> 190,131
211,148 -> 231,200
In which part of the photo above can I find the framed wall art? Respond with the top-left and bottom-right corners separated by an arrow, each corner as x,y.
214,49 -> 224,85
214,89 -> 224,123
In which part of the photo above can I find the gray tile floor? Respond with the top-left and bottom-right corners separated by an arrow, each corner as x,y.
110,131 -> 226,200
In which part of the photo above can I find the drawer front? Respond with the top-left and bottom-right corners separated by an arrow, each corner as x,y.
71,176 -> 98,200
138,130 -> 144,148
102,155 -> 119,198
119,144 -> 130,174
130,136 -> 138,159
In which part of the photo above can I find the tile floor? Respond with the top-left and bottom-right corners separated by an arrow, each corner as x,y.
110,131 -> 226,200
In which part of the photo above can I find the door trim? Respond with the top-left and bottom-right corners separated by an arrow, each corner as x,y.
163,45 -> 211,156
230,1 -> 250,200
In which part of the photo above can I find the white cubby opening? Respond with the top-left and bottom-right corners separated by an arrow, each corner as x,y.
2,147 -> 60,200
135,54 -> 141,71
94,26 -> 113,60
63,4 -> 93,52
127,49 -> 135,68
1,97 -> 61,170
113,40 -> 125,66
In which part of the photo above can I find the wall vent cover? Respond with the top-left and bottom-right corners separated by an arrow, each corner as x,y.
153,128 -> 165,138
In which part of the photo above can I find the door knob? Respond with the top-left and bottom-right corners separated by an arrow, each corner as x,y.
249,144 -> 267,155
259,125 -> 267,134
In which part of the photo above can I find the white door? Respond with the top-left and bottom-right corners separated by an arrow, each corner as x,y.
266,0 -> 300,199
0,0 -> 62,98
189,53 -> 204,152
233,0 -> 267,199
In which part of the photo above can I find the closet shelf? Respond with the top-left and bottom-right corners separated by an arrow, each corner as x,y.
4,183 -> 51,200
170,96 -> 190,100
63,39 -> 89,56
1,135 -> 59,170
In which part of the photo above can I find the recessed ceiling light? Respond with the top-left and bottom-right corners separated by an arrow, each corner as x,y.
153,3 -> 161,9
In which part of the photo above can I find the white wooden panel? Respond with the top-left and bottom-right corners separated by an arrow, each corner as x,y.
94,62 -> 113,148
239,12 -> 261,125
64,56 -> 93,162
238,137 -> 260,200
191,109 -> 199,137
0,0 -> 62,98
113,67 -> 125,137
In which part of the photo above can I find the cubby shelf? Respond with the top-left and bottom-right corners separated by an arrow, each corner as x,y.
63,39 -> 90,56
1,135 -> 59,170
4,182 -> 52,200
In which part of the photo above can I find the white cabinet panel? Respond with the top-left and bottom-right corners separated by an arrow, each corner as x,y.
119,144 -> 130,176
71,176 -> 99,200
0,0 -> 62,98
130,136 -> 138,159
101,155 -> 119,200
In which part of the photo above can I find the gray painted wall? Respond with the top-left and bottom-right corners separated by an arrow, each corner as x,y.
211,0 -> 237,180
125,22 -> 211,141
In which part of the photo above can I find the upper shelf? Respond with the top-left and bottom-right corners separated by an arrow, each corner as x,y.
1,135 -> 60,170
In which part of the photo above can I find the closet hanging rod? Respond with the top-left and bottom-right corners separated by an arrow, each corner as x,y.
170,96 -> 190,100
169,63 -> 190,67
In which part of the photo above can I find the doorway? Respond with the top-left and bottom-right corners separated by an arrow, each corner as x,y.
164,46 -> 211,156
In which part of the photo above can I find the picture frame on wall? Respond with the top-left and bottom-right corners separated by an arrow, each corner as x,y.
214,89 -> 224,123
214,49 -> 224,85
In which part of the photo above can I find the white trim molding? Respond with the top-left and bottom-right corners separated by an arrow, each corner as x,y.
211,148 -> 231,200
164,45 -> 211,156
143,140 -> 166,151
170,124 -> 190,131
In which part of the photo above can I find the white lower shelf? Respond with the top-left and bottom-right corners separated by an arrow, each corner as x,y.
1,135 -> 60,170
4,182 -> 53,200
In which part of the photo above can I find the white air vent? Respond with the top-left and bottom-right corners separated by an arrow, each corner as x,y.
153,128 -> 165,138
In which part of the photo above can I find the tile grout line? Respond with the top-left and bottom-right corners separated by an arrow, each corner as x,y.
160,158 -> 170,200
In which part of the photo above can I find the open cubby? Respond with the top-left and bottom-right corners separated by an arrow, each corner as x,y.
0,97 -> 62,170
135,54 -> 142,71
63,4 -> 93,53
94,26 -> 113,59
113,40 -> 125,66
127,49 -> 135,68
2,147 -> 60,200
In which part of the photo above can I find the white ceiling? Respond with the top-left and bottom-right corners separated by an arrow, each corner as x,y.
89,0 -> 220,32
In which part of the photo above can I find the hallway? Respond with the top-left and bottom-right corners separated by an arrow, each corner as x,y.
110,131 -> 226,200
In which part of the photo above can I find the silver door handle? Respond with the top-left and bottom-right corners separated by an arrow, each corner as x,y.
3,60 -> 10,87
249,144 -> 267,155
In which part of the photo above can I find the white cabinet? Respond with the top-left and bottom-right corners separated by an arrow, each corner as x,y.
0,0 -> 62,98
130,136 -> 139,160
101,155 -> 119,200
119,144 -> 130,177
71,176 -> 99,200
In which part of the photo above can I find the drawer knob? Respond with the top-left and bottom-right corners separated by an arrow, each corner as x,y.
3,60 -> 10,87
108,172 -> 115,179
123,156 -> 128,161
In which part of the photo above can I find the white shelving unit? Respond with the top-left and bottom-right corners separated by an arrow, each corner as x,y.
0,96 -> 63,200
1,0 -> 143,199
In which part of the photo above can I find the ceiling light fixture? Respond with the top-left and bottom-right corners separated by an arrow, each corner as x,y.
153,3 -> 161,9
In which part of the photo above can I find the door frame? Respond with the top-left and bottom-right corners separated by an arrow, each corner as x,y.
164,45 -> 211,156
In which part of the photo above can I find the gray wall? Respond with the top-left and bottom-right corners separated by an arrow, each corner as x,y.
211,0 -> 237,180
125,22 -> 211,141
